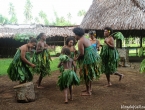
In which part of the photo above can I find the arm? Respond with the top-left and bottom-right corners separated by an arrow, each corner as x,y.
96,40 -> 101,51
72,61 -> 76,73
74,40 -> 84,60
57,61 -> 62,68
20,48 -> 35,68
44,43 -> 48,49
105,37 -> 115,48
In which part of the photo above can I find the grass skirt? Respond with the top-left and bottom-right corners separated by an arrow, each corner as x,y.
7,49 -> 33,82
57,69 -> 80,91
78,46 -> 102,83
100,45 -> 119,75
32,49 -> 51,77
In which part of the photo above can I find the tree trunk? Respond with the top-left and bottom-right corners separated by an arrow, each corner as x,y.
13,82 -> 35,103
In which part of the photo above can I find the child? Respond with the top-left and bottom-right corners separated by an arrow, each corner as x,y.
57,48 -> 80,104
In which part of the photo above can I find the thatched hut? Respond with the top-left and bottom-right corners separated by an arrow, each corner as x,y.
80,0 -> 145,62
0,25 -> 76,57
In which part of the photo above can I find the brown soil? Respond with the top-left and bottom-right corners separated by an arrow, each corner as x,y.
0,64 -> 145,110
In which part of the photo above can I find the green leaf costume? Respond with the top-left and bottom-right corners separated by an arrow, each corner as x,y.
32,49 -> 51,77
78,46 -> 102,83
100,44 -> 119,75
7,49 -> 33,82
57,54 -> 80,91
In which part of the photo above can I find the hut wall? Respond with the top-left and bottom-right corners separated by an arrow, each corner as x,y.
0,38 -> 26,58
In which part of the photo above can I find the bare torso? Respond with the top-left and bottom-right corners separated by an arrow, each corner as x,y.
63,58 -> 73,70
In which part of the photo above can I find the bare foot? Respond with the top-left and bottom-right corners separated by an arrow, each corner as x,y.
37,86 -> 44,88
105,83 -> 112,87
81,89 -> 92,92
65,99 -> 68,104
69,98 -> 73,101
119,74 -> 124,81
81,92 -> 91,96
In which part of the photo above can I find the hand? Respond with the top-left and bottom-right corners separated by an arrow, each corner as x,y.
74,57 -> 78,61
30,64 -> 36,68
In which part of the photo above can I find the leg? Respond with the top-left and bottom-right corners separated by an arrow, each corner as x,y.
114,72 -> 124,81
37,72 -> 44,88
105,74 -> 112,86
81,80 -> 91,96
69,86 -> 73,100
64,88 -> 68,103
82,81 -> 92,92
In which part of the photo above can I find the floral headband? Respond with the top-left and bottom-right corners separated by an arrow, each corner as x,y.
108,30 -> 110,33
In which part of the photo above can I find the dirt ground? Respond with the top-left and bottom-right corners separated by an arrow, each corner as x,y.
0,63 -> 145,110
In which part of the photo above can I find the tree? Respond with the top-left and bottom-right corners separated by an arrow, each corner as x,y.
38,10 -> 49,25
34,17 -> 40,24
77,10 -> 86,17
24,0 -> 33,23
52,10 -> 74,26
0,14 -> 10,24
8,3 -> 17,24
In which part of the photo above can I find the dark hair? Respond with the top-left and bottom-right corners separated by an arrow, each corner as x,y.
89,31 -> 96,35
65,37 -> 75,45
29,38 -> 37,43
37,33 -> 45,40
62,48 -> 70,56
104,27 -> 113,35
73,27 -> 85,37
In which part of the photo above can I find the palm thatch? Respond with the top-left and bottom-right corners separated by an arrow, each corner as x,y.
0,25 -> 76,38
80,0 -> 145,30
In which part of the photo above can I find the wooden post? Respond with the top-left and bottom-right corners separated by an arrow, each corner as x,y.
64,37 -> 66,46
13,82 -> 35,103
140,32 -> 143,47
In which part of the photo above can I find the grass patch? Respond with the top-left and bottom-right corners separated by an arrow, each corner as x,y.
0,58 -> 12,76
0,57 -> 59,76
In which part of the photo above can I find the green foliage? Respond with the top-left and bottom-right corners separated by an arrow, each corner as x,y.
140,59 -> 145,73
77,10 -> 86,17
51,10 -> 75,26
38,10 -> 49,25
112,32 -> 124,41
24,0 -> 33,23
14,33 -> 36,42
0,14 -> 10,24
138,47 -> 145,57
8,2 -> 17,24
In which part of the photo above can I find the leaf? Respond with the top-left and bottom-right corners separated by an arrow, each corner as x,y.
113,32 -> 124,41
138,47 -> 144,57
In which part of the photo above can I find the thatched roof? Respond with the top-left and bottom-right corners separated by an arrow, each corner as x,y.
80,0 -> 145,30
0,25 -> 76,38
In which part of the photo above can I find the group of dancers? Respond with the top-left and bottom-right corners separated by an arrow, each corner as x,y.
7,27 -> 124,103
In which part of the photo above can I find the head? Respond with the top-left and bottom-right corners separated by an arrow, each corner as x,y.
89,31 -> 96,39
104,27 -> 113,37
73,27 -> 85,40
62,48 -> 70,56
28,38 -> 37,48
37,33 -> 46,41
65,37 -> 75,47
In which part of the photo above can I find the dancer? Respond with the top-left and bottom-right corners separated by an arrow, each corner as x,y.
58,47 -> 80,103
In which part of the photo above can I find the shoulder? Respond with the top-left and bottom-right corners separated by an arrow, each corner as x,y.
20,45 -> 27,51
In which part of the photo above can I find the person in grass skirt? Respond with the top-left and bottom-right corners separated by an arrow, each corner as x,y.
73,27 -> 102,96
32,33 -> 51,88
57,47 -> 80,104
100,27 -> 124,86
7,38 -> 37,84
